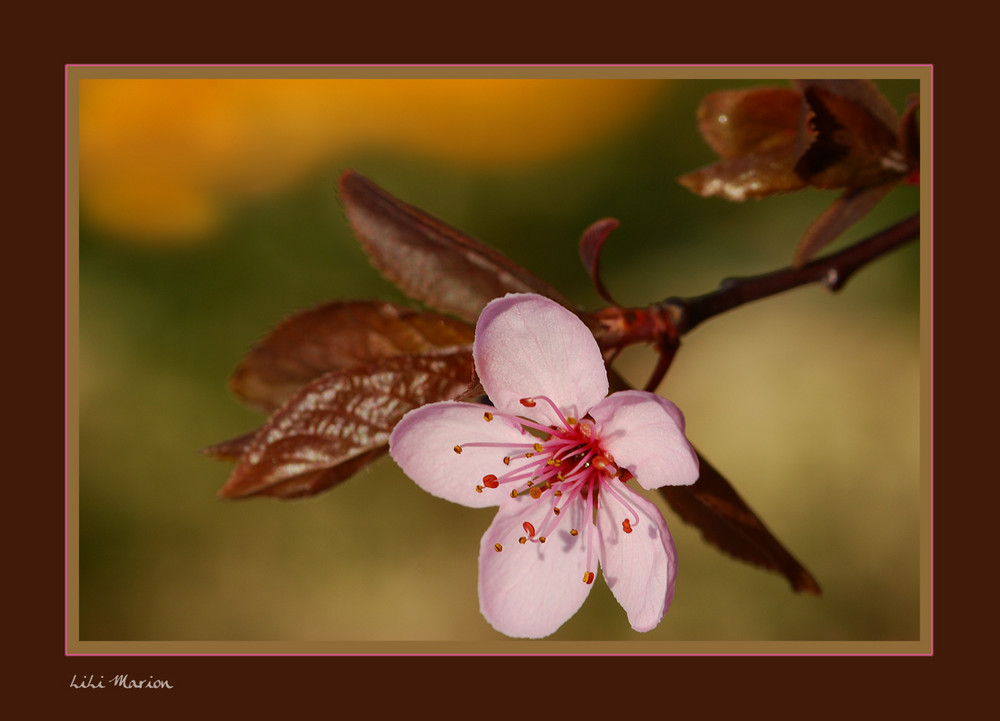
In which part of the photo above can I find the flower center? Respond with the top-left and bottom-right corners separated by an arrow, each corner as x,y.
454,396 -> 641,584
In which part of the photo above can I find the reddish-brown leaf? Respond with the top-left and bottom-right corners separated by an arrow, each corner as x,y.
897,96 -> 920,170
218,349 -> 474,499
696,87 -> 805,159
794,82 -> 904,190
202,429 -> 258,461
578,218 -> 620,306
229,300 -> 474,413
606,369 -> 818,593
680,80 -> 916,268
677,149 -> 808,201
339,170 -> 573,323
792,183 -> 895,268
681,80 -> 915,204
793,79 -> 899,137
678,87 -> 809,201
659,453 -> 822,594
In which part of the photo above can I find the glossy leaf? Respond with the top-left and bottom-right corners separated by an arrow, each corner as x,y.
218,349 -> 474,499
681,80 -> 917,266
605,370 -> 818,593
339,169 -> 572,323
202,429 -> 257,461
695,86 -> 804,159
677,86 -> 808,201
793,79 -> 899,136
659,454 -> 821,594
793,82 -> 903,190
229,300 -> 474,413
677,150 -> 808,202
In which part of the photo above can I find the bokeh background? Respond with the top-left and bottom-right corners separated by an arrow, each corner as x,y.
73,74 -> 923,645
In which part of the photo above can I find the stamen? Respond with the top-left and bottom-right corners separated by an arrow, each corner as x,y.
583,571 -> 595,584
585,479 -> 598,578
570,529 -> 579,536
533,443 -> 544,453
482,475 -> 499,489
539,536 -> 546,543
510,490 -> 518,498
520,398 -> 537,407
527,395 -> 575,428
523,521 -> 536,537
553,507 -> 560,515
475,485 -> 483,493
566,416 -> 577,425
518,537 -> 527,544
494,543 -> 503,552
483,411 -> 494,422
503,456 -> 511,465
601,479 -> 641,532
453,445 -> 463,454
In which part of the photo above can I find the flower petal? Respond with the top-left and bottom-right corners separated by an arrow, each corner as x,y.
478,490 -> 592,638
589,390 -> 699,490
473,293 -> 608,425
597,484 -> 677,633
389,401 -> 530,508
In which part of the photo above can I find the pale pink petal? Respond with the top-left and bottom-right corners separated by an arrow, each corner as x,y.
589,390 -> 699,490
596,484 -> 677,633
473,294 -> 609,426
389,401 -> 530,509
478,491 -> 592,638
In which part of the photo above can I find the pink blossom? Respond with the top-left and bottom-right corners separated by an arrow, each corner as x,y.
389,293 -> 699,637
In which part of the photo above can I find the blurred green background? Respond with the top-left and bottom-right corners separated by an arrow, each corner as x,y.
74,75 -> 923,645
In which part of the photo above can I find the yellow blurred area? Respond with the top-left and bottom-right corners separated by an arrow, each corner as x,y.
78,79 -> 665,242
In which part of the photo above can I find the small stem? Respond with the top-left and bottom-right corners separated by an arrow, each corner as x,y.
665,212 -> 919,335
